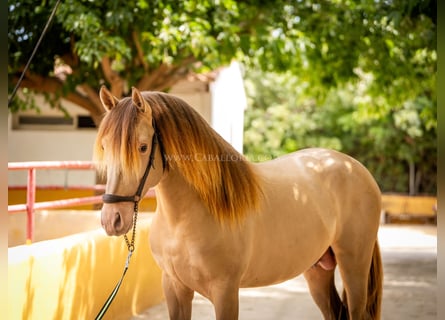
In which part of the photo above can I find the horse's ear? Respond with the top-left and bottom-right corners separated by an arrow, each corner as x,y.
131,87 -> 151,115
99,85 -> 119,112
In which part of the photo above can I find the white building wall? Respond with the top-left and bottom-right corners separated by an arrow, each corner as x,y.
209,61 -> 247,153
169,80 -> 212,123
8,98 -> 98,186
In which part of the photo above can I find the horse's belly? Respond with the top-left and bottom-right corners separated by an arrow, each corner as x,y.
239,253 -> 316,288
239,206 -> 335,288
240,231 -> 331,287
240,262 -> 307,288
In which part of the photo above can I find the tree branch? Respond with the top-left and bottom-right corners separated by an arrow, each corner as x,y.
78,84 -> 105,113
132,31 -> 148,71
137,56 -> 197,91
137,63 -> 171,90
14,73 -> 105,125
101,56 -> 124,98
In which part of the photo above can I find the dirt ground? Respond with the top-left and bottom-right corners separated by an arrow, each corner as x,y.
133,224 -> 437,320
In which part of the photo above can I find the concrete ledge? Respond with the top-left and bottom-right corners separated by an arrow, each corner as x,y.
8,212 -> 164,320
9,210 -> 104,246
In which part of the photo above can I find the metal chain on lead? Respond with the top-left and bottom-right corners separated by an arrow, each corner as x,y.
124,202 -> 139,253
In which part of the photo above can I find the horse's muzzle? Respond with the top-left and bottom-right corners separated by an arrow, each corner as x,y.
101,204 -> 132,236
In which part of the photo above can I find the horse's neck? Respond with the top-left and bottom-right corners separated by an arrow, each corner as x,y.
155,169 -> 209,227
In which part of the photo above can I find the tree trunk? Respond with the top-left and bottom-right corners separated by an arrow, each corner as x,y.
408,160 -> 416,196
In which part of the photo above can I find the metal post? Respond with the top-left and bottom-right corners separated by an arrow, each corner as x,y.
26,168 -> 36,244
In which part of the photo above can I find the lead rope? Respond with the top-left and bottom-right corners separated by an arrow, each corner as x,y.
95,124 -> 159,319
94,202 -> 139,320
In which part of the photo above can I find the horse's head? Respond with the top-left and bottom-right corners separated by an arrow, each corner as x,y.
94,86 -> 164,236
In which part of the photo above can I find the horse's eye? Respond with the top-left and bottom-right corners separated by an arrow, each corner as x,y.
139,144 -> 148,153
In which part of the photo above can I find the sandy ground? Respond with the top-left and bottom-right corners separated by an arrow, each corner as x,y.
133,224 -> 437,319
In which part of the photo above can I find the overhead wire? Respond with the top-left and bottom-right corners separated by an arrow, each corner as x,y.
8,0 -> 62,107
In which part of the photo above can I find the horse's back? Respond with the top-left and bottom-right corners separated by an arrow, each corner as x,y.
257,148 -> 380,210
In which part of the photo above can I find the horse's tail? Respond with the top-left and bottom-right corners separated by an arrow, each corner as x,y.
366,241 -> 383,320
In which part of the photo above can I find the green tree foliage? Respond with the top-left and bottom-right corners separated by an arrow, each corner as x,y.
9,0 -> 435,125
243,68 -> 436,195
242,0 -> 436,195
9,0 -> 263,123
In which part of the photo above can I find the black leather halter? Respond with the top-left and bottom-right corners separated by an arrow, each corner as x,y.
102,120 -> 160,208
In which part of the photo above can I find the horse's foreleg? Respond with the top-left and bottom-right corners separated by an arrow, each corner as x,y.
304,266 -> 346,320
211,282 -> 240,320
162,273 -> 194,320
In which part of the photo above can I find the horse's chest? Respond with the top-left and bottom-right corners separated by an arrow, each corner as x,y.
149,221 -> 204,281
149,224 -> 182,269
149,217 -> 246,293
151,235 -> 216,295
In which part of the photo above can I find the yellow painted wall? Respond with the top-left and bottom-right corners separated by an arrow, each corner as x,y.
8,213 -> 164,320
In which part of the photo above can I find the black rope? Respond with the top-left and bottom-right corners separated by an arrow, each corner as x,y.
94,250 -> 133,320
8,0 -> 62,107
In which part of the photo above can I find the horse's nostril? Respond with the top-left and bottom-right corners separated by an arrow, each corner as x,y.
113,212 -> 123,231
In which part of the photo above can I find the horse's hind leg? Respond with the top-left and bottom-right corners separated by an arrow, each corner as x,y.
304,266 -> 346,320
333,240 -> 377,320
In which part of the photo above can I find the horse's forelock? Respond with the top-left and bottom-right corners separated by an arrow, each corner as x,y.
94,98 -> 143,184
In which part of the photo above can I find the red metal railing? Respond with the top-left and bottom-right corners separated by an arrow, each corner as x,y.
8,161 -> 154,244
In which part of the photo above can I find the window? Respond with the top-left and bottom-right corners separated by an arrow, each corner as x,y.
12,115 -> 96,130
77,115 -> 97,129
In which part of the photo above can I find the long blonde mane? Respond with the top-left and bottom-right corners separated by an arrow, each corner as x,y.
94,91 -> 263,224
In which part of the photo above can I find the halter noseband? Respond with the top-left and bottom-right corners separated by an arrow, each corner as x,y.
102,121 -> 160,207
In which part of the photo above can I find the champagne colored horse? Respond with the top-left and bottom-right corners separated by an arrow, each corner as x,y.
94,86 -> 383,320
